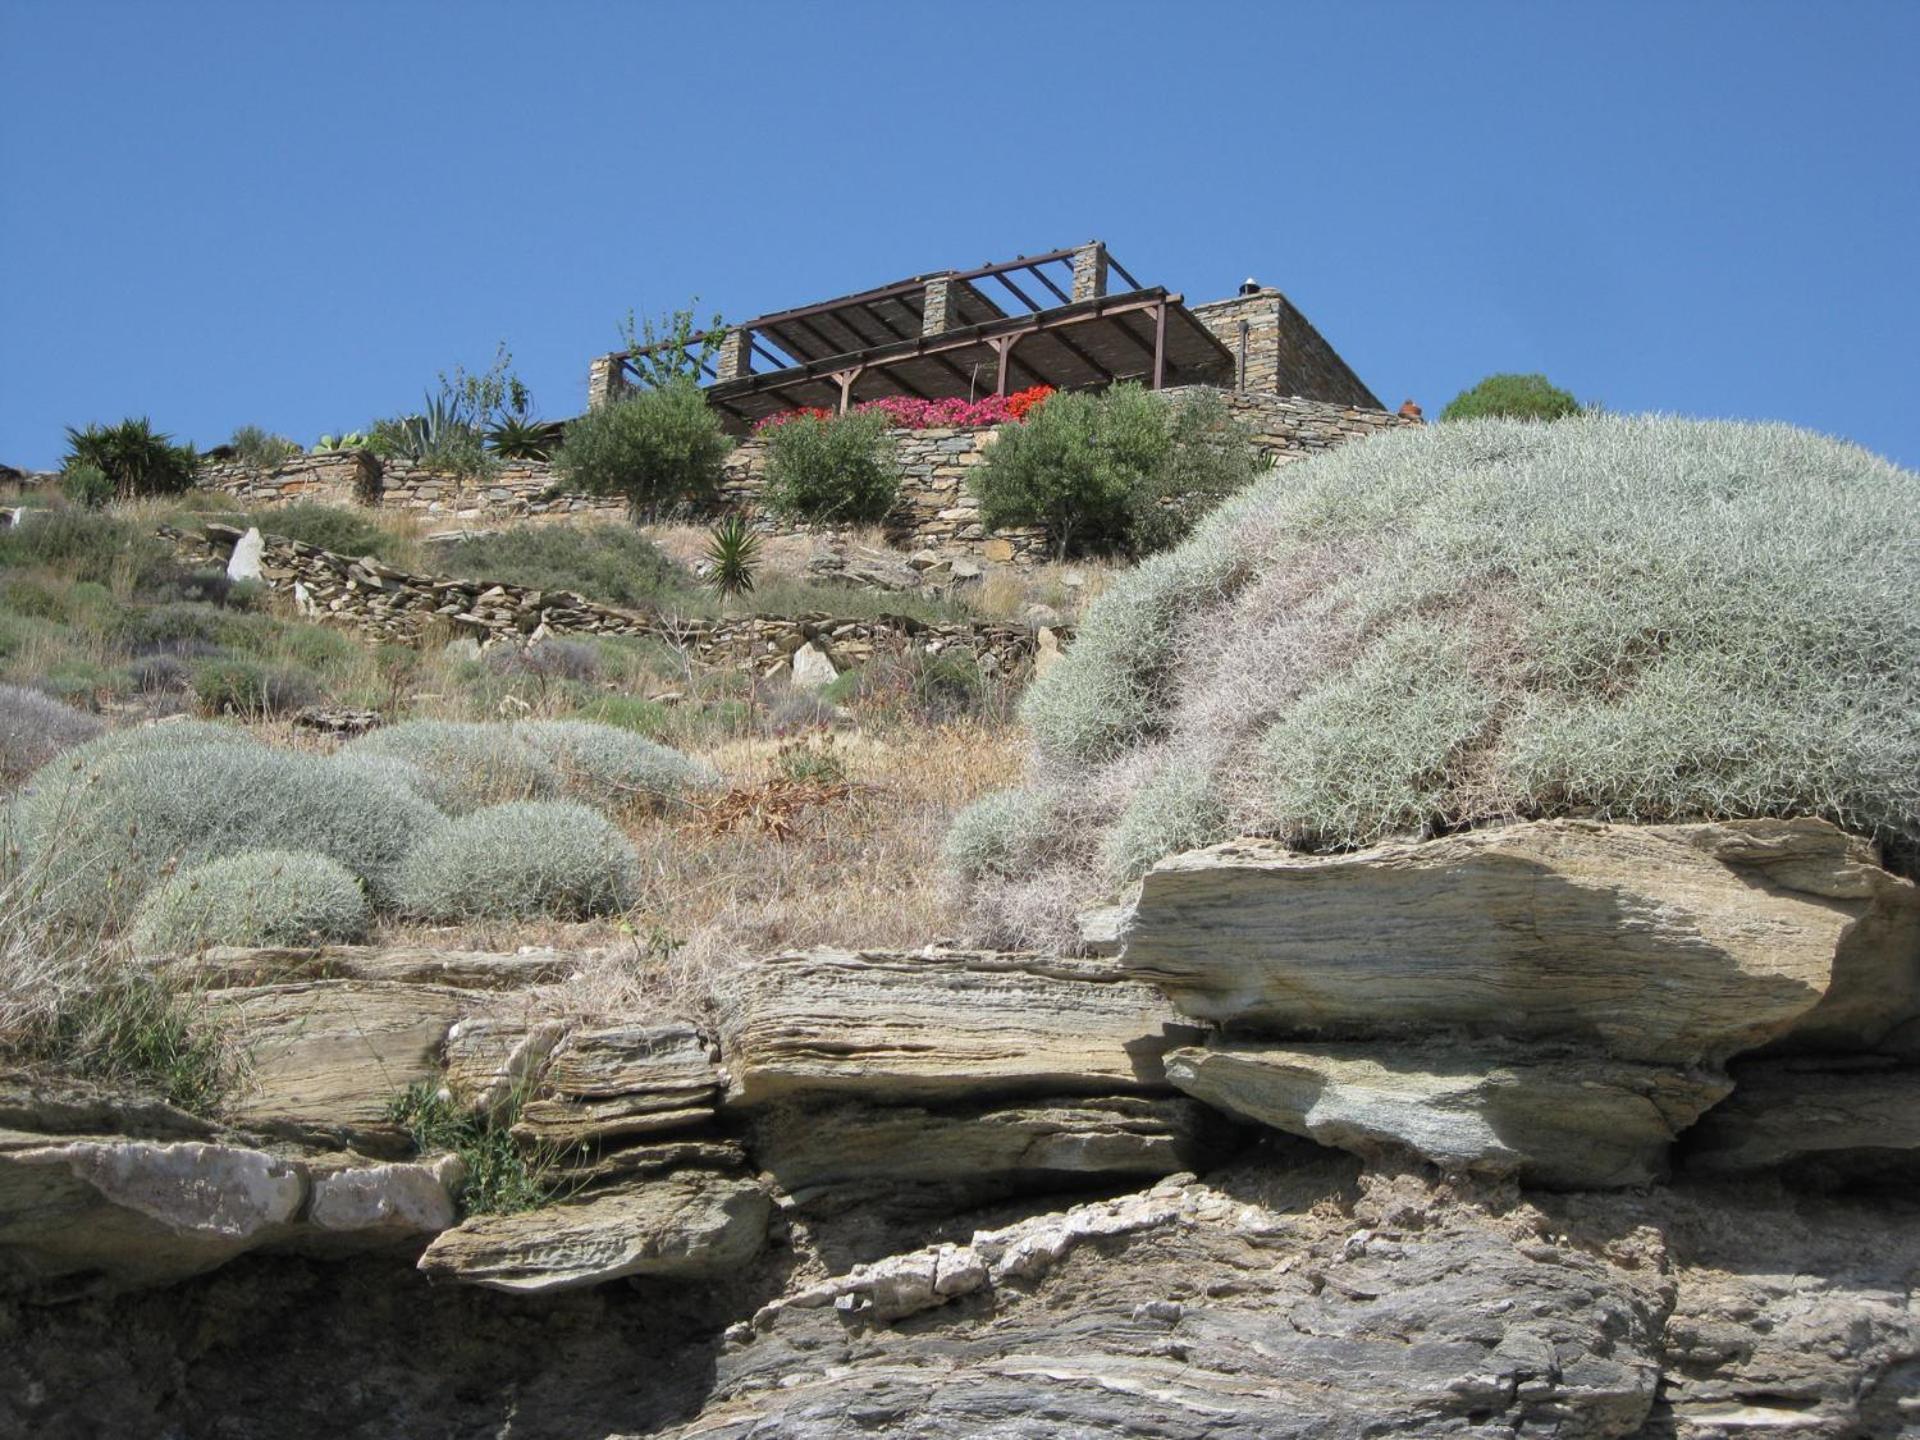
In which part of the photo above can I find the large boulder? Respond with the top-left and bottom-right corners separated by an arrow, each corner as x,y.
1165,1042 -> 1729,1189
1119,818 -> 1920,1064
717,949 -> 1198,1107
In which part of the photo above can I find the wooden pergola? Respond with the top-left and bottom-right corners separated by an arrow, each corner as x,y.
615,243 -> 1236,428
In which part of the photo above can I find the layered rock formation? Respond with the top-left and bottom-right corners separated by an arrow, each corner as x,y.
4,818 -> 1916,1438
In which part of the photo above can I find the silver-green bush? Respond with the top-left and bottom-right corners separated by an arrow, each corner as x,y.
0,684 -> 105,782
341,720 -> 559,813
963,414 -> 1920,945
398,800 -> 641,921
127,850 -> 372,954
511,720 -> 715,809
10,735 -> 442,926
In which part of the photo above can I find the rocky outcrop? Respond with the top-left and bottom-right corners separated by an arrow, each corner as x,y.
717,948 -> 1197,1106
1165,1041 -> 1729,1189
417,1167 -> 770,1295
1119,818 -> 1920,1064
748,1094 -> 1230,1208
511,1022 -> 721,1147
1681,1058 -> 1920,1183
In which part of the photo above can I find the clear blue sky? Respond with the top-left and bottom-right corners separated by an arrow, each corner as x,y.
3,1 -> 1917,469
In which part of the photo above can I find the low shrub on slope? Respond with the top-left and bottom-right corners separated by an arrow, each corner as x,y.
948,414 -> 1920,946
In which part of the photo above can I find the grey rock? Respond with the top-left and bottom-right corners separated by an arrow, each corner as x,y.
1682,1059 -> 1920,1182
1166,1041 -> 1729,1188
1120,818 -> 1920,1064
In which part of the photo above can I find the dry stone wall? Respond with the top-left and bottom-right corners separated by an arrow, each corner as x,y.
176,523 -> 1052,680
192,388 -> 1417,561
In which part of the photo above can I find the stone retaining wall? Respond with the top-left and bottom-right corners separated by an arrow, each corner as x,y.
178,523 -> 1054,681
192,389 -> 1416,561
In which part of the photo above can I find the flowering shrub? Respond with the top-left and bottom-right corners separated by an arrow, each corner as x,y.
752,387 -> 1054,435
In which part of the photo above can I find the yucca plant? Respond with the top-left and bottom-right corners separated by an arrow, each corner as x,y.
61,417 -> 201,499
704,514 -> 762,598
486,415 -> 565,461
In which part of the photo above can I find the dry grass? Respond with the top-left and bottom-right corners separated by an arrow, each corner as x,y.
369,720 -> 1022,1024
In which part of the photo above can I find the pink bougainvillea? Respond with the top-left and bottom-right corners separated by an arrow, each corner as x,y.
752,386 -> 1054,434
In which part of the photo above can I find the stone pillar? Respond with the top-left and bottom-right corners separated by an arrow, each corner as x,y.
716,328 -> 753,381
587,353 -> 629,410
923,277 -> 959,334
1071,242 -> 1108,302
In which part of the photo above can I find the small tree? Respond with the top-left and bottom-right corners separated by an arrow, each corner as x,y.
762,409 -> 899,525
552,379 -> 732,517
970,384 -> 1258,558
1440,373 -> 1582,422
621,302 -> 727,389
61,417 -> 200,500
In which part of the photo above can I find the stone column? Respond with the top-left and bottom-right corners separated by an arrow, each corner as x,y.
1071,242 -> 1108,302
587,353 -> 629,410
716,328 -> 753,381
923,277 -> 959,334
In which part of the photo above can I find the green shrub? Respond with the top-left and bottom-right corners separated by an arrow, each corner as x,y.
763,410 -> 899,524
341,720 -> 559,813
553,379 -> 732,516
485,415 -> 563,461
237,503 -> 407,563
510,720 -> 715,809
229,425 -> 300,468
190,657 -> 320,718
386,1080 -> 554,1216
398,800 -> 642,921
960,414 -> 1920,942
1440,373 -> 1582,422
39,966 -> 239,1114
59,463 -> 115,510
0,510 -> 180,591
127,850 -> 373,954
432,524 -> 693,611
61,417 -> 200,499
970,384 -> 1260,558
704,514 -> 761,597
11,731 -> 441,926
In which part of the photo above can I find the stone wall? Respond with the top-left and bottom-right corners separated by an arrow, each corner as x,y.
179,523 -> 1053,681
193,388 -> 1416,559
1189,289 -> 1383,410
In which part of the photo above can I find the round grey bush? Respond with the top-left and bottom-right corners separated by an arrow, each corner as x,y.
398,800 -> 641,922
511,720 -> 715,809
341,720 -> 558,813
966,414 -> 1920,946
0,683 -> 105,782
127,850 -> 372,954
327,749 -> 438,803
11,736 -> 442,927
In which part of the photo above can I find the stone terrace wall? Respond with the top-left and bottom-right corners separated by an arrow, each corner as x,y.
193,389 -> 1417,558
177,523 -> 1052,682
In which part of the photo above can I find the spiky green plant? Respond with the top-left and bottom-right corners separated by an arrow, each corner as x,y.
61,417 -> 201,499
485,415 -> 565,461
703,514 -> 762,597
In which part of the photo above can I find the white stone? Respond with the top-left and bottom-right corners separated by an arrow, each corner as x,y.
226,527 -> 266,582
309,1154 -> 464,1234
790,642 -> 838,689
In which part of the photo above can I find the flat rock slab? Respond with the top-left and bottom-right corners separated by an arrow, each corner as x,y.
181,945 -> 573,992
513,1022 -> 720,1148
1121,818 -> 1920,1064
214,981 -> 472,1147
417,1170 -> 770,1294
1683,1060 -> 1920,1182
750,1094 -> 1231,1207
1166,1042 -> 1729,1189
0,1135 -> 463,1289
718,948 -> 1197,1107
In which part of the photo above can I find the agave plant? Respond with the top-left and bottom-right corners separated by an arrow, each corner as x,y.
486,415 -> 565,461
61,417 -> 200,499
703,514 -> 762,598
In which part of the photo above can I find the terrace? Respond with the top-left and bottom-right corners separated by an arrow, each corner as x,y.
595,242 -> 1249,430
